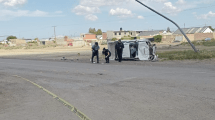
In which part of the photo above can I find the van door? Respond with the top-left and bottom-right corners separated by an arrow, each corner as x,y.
138,42 -> 150,60
122,42 -> 130,58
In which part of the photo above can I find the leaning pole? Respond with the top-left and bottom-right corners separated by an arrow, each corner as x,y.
135,0 -> 198,52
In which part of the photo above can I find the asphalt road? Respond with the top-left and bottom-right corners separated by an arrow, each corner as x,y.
0,58 -> 215,120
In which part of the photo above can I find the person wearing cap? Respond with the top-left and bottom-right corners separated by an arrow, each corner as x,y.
115,39 -> 124,62
102,48 -> 111,63
92,42 -> 100,63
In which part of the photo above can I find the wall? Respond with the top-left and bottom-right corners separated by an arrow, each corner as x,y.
9,39 -> 26,46
56,38 -> 67,46
72,40 -> 85,47
106,31 -> 114,40
102,33 -> 107,40
84,34 -> 97,40
162,35 -> 176,43
194,33 -> 213,40
182,34 -> 195,42
140,36 -> 153,39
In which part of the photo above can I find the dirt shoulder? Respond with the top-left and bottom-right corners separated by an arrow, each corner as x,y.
0,44 -> 215,66
0,46 -> 94,56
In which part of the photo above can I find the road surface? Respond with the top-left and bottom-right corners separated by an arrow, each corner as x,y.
0,58 -> 215,120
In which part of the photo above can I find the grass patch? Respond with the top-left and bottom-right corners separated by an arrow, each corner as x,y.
121,36 -> 140,40
158,50 -> 215,60
181,38 -> 215,46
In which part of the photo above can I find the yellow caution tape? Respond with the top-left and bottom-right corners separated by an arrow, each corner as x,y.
13,75 -> 91,120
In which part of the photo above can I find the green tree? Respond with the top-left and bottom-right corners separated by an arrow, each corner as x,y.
7,36 -> 17,41
153,35 -> 162,43
89,28 -> 96,34
209,26 -> 214,31
96,29 -> 102,35
89,28 -> 103,35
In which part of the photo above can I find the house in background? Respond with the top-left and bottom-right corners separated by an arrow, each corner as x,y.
81,33 -> 97,41
56,36 -> 74,46
102,32 -> 107,40
173,26 -> 215,42
80,33 -> 97,45
173,26 -> 213,35
96,35 -> 103,40
9,39 -> 26,46
0,40 -> 8,44
138,30 -> 166,39
106,28 -> 164,41
106,28 -> 131,40
24,39 -> 34,43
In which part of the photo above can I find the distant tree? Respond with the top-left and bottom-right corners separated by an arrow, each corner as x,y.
96,29 -> 102,35
89,28 -> 96,34
89,28 -> 102,35
153,35 -> 162,43
167,27 -> 171,32
209,26 -> 214,31
7,36 -> 17,41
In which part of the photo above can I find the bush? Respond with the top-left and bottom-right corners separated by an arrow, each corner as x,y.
7,36 -> 17,41
101,41 -> 107,45
153,35 -> 162,43
111,38 -> 117,41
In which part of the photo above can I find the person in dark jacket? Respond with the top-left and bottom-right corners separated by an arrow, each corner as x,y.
92,42 -> 100,63
115,39 -> 124,62
102,48 -> 111,63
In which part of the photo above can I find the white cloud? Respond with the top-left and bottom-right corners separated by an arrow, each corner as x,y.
72,5 -> 100,15
0,9 -> 63,21
162,2 -> 181,15
0,0 -> 27,7
85,14 -> 98,21
109,8 -> 133,18
72,5 -> 99,21
79,0 -> 130,7
137,15 -> 144,19
196,11 -> 215,19
176,0 -> 186,4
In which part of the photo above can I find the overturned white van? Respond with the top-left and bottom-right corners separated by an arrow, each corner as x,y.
108,39 -> 158,61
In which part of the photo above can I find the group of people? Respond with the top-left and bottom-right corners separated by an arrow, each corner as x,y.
91,39 -> 124,63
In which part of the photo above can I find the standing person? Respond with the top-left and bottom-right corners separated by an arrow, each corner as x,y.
92,42 -> 100,63
102,48 -> 111,63
115,39 -> 124,62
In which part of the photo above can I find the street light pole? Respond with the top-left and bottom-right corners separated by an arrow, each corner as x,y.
52,26 -> 56,41
135,0 -> 198,52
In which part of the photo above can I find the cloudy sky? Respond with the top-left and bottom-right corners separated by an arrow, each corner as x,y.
0,0 -> 215,40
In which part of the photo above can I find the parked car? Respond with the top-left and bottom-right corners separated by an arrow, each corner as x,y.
205,38 -> 211,41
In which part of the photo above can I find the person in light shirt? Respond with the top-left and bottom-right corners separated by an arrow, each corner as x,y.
91,42 -> 100,63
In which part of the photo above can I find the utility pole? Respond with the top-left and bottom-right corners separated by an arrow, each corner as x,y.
135,0 -> 198,52
52,26 -> 56,41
